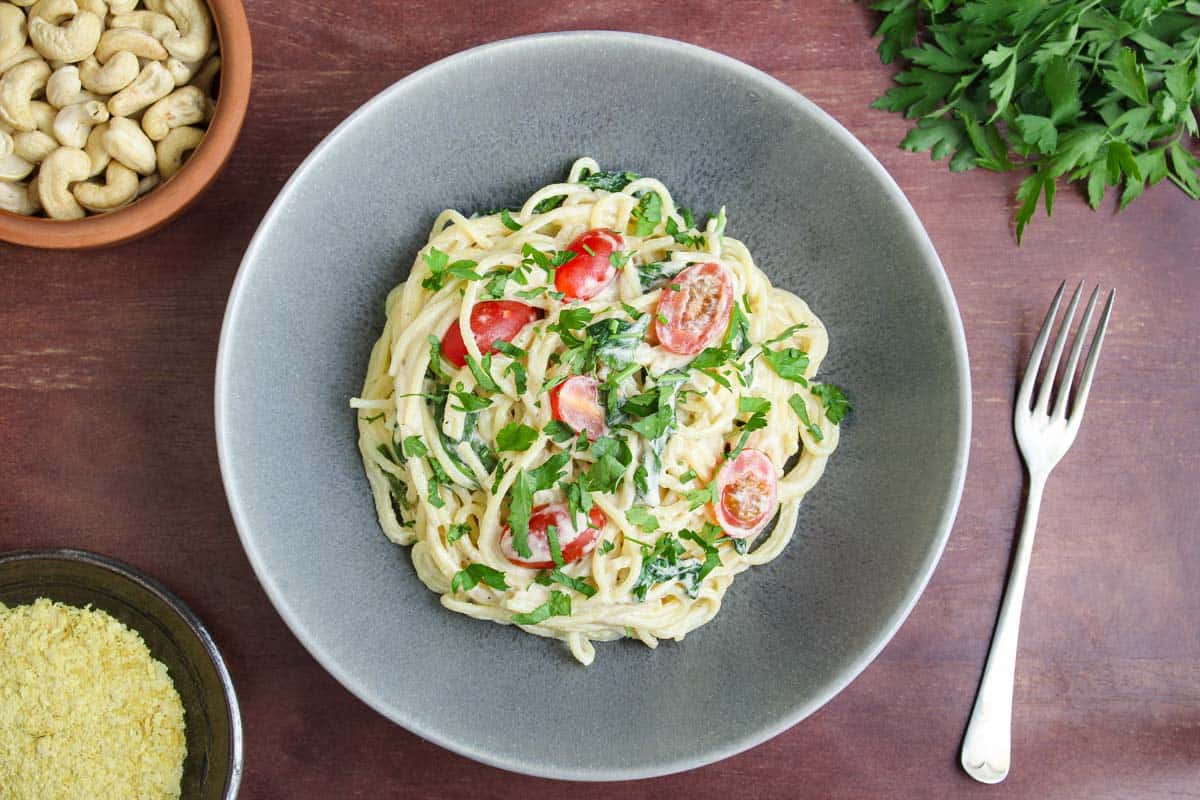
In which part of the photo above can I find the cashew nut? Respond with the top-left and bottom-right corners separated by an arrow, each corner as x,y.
11,0 -> 38,7
101,114 -> 153,173
0,57 -> 51,131
188,52 -> 218,96
78,50 -> 137,94
107,0 -> 138,13
46,64 -> 97,107
72,158 -> 136,210
76,0 -> 106,19
28,3 -> 103,64
0,4 -> 28,64
164,55 -> 202,85
52,98 -> 106,147
0,45 -> 40,75
107,59 -> 172,117
110,11 -> 178,41
136,171 -> 157,195
0,129 -> 10,155
34,143 -> 89,218
154,122 -> 199,178
29,99 -> 55,135
82,118 -> 106,174
95,26 -> 167,63
0,179 -> 39,213
13,129 -> 57,162
161,0 -> 211,62
140,83 -> 202,140
0,151 -> 34,180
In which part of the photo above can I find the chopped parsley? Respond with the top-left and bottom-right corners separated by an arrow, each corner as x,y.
635,260 -> 686,291
678,528 -> 722,582
679,468 -> 698,484
511,589 -> 572,625
402,435 -> 428,459
420,247 -> 483,291
731,397 -> 771,457
761,346 -> 810,385
427,335 -> 453,381
579,169 -> 639,192
451,562 -> 508,593
449,383 -> 492,413
632,532 -> 716,601
598,539 -> 615,555
665,216 -> 706,248
483,269 -> 511,299
499,208 -> 522,231
625,506 -> 659,532
764,323 -> 809,346
812,383 -> 852,424
546,568 -> 597,597
582,436 -> 633,493
496,422 -> 538,452
532,194 -> 565,214
447,523 -> 470,543
465,353 -> 501,393
506,453 -> 571,558
609,250 -> 631,270
684,483 -> 717,510
543,420 -> 576,443
789,394 -> 824,442
631,191 -> 663,236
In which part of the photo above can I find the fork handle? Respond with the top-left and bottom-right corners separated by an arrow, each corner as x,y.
960,473 -> 1046,784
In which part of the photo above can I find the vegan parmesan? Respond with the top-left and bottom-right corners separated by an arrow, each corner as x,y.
0,598 -> 187,800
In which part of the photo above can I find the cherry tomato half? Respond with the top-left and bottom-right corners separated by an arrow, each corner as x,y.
654,262 -> 734,356
550,375 -> 607,441
555,229 -> 623,300
713,448 -> 779,538
440,301 -> 541,369
501,503 -> 607,568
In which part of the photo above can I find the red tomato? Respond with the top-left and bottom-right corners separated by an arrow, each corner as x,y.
501,503 -> 607,568
654,262 -> 734,355
549,376 -> 607,440
440,301 -> 540,368
555,229 -> 623,300
713,448 -> 779,538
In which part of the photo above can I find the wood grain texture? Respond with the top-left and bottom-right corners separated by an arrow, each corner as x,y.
2,2 -> 1198,797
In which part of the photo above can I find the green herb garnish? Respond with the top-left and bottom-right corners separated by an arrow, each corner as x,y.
511,590 -> 572,624
631,191 -> 663,236
789,393 -> 824,442
451,563 -> 508,593
500,208 -> 522,231
812,383 -> 853,424
496,422 -> 538,452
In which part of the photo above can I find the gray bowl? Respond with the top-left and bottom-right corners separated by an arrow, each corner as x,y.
0,548 -> 242,798
216,32 -> 970,780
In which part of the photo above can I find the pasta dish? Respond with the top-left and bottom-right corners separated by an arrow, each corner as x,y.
352,158 -> 849,665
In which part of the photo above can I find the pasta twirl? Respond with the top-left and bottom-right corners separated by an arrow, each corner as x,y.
352,158 -> 845,665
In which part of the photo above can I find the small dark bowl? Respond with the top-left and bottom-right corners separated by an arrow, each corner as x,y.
0,548 -> 242,798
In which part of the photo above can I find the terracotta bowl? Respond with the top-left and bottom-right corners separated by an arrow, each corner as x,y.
0,0 -> 252,249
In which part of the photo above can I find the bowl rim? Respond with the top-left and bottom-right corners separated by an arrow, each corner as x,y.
0,0 -> 252,249
0,547 -> 244,797
215,30 -> 972,781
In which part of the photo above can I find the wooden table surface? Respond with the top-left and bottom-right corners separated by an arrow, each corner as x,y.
2,2 -> 1198,798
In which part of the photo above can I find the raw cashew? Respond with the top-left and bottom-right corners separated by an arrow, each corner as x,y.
13,129 -> 57,162
0,4 -> 28,64
30,99 -> 55,134
110,11 -> 178,41
154,122 -> 199,178
107,59 -> 171,117
76,0 -> 106,18
161,0 -> 211,62
28,5 -> 103,64
0,57 -> 51,131
0,179 -> 39,213
164,55 -> 201,85
96,27 -> 167,62
108,0 -> 137,13
141,84 -> 202,140
46,64 -> 97,107
82,119 -> 107,174
78,51 -> 137,94
34,143 -> 89,217
0,45 -> 40,74
136,171 -> 157,195
0,129 -> 10,154
188,52 -> 218,96
53,98 -> 106,147
72,158 -> 136,210
11,0 -> 38,7
101,114 -> 153,173
0,151 -> 34,180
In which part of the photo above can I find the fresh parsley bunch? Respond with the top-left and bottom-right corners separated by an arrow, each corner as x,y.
865,0 -> 1200,240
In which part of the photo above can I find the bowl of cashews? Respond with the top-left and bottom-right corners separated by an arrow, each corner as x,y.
0,0 -> 250,248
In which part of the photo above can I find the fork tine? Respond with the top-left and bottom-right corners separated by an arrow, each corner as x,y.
1068,289 -> 1115,423
1034,281 -> 1084,415
1017,281 -> 1066,410
1052,285 -> 1100,419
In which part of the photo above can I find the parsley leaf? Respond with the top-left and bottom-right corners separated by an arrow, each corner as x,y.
579,169 -> 639,192
684,483 -> 717,510
812,383 -> 852,424
511,590 -> 572,625
402,435 -> 428,459
447,523 -> 470,543
543,420 -> 576,443
496,423 -> 538,452
451,563 -> 508,593
631,191 -> 663,236
532,194 -> 565,214
598,539 -> 615,555
547,569 -> 597,597
789,393 -> 824,442
465,353 -> 501,393
499,208 -> 522,231
665,216 -> 706,248
449,383 -> 492,413
762,346 -> 810,385
632,533 -> 711,601
420,247 -> 449,291
545,524 -> 564,567
635,260 -> 686,291
626,506 -> 660,532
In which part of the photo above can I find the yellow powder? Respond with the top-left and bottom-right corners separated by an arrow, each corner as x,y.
0,598 -> 187,800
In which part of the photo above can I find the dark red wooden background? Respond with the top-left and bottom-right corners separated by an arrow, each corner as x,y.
2,2 -> 1198,798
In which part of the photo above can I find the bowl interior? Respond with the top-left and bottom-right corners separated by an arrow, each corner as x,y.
217,32 -> 969,780
0,551 -> 241,798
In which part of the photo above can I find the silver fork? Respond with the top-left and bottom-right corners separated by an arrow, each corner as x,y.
960,281 -> 1115,784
